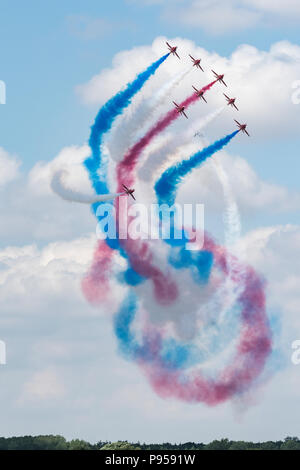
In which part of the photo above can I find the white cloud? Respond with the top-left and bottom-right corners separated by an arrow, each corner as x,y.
0,147 -> 20,187
236,224 -> 300,328
19,368 -> 66,403
0,36 -> 299,442
0,144 -> 96,246
28,144 -> 91,196
170,1 -> 261,34
179,152 -> 300,214
134,0 -> 300,33
246,0 -> 300,16
76,44 -> 163,106
77,37 -> 300,141
0,235 -> 96,316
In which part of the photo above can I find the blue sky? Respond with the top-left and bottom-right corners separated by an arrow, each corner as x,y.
0,0 -> 300,443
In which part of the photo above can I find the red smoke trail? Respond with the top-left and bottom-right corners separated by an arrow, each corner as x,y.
147,270 -> 271,404
117,80 -> 217,187
113,81 -> 217,304
84,81 -> 217,306
137,237 -> 272,404
82,240 -> 113,304
121,236 -> 179,305
81,73 -> 272,400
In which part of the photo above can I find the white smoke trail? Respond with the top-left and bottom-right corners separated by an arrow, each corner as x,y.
211,156 -> 246,324
138,106 -> 225,183
151,66 -> 193,106
177,128 -> 244,326
51,170 -> 124,204
108,66 -> 194,163
213,157 -> 241,249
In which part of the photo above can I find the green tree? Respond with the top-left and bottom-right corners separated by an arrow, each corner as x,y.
260,441 -> 280,450
281,437 -> 300,450
205,439 -> 231,450
68,439 -> 93,450
229,441 -> 253,450
100,441 -> 141,450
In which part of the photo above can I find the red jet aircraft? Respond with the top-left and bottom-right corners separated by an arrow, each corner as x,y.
235,120 -> 250,136
166,42 -> 180,59
224,94 -> 238,110
192,85 -> 207,103
212,70 -> 227,87
173,101 -> 188,118
122,184 -> 136,200
189,55 -> 204,71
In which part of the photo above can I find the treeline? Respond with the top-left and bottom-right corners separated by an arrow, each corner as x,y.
0,435 -> 300,450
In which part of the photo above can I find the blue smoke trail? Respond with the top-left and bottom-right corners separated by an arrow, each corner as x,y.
145,131 -> 241,366
114,132 -> 241,371
114,289 -> 238,370
84,53 -> 169,257
114,291 -> 203,370
155,130 -> 239,207
84,53 -> 170,199
168,246 -> 214,284
85,53 -> 169,257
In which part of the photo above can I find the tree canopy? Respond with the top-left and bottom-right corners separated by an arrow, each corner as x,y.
0,435 -> 298,450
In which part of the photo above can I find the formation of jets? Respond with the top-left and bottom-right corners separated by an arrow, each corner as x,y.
166,41 -> 249,136
122,41 -> 251,201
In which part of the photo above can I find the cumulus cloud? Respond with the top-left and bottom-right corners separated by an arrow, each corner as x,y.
169,1 -> 261,34
0,235 -> 97,316
77,37 -> 300,141
76,43 -> 165,106
19,368 -> 66,403
132,0 -> 300,33
0,147 -> 20,187
0,144 -> 96,246
28,144 -> 91,196
246,0 -> 300,16
178,151 -> 300,214
0,35 -> 299,441
236,224 -> 300,323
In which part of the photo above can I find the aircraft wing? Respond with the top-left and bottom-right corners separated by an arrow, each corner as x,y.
233,103 -> 239,111
175,51 -> 180,59
199,65 -> 204,72
173,101 -> 179,108
245,129 -> 250,137
182,110 -> 188,119
223,93 -> 230,100
221,79 -> 227,87
202,95 -> 207,103
234,120 -> 241,126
